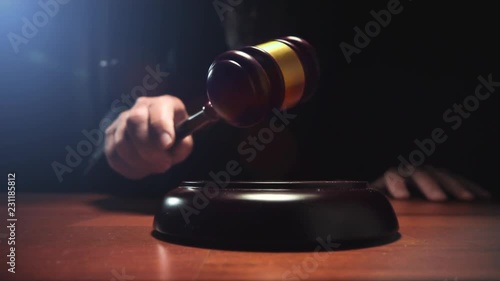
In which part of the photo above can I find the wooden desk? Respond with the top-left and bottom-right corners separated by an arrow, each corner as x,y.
1,193 -> 499,281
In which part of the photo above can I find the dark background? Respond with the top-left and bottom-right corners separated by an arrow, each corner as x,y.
1,0 -> 499,197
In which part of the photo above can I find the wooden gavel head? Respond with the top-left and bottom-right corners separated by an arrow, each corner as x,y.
206,36 -> 320,127
174,36 -> 320,141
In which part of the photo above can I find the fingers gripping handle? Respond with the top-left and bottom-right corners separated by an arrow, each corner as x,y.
174,102 -> 220,142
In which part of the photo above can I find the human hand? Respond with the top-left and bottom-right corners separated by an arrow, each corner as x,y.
104,95 -> 193,180
370,166 -> 491,201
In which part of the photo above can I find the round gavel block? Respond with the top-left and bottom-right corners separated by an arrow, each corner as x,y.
153,181 -> 399,250
206,36 -> 320,127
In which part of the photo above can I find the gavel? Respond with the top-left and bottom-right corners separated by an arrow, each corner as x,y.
154,39 -> 402,247
174,36 -> 320,141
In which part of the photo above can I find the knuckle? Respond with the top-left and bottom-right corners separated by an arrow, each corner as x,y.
161,95 -> 184,108
118,111 -> 129,121
160,94 -> 179,103
135,96 -> 148,105
127,107 -> 148,127
115,112 -> 129,128
105,126 -> 114,136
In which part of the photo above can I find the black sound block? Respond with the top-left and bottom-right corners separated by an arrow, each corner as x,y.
153,181 -> 399,250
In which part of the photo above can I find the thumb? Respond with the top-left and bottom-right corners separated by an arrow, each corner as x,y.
148,96 -> 188,150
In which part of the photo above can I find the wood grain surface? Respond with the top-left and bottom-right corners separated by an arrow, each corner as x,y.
1,193 -> 499,281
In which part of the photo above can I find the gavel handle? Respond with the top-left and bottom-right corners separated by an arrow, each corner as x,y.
174,102 -> 220,142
